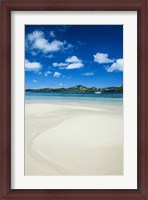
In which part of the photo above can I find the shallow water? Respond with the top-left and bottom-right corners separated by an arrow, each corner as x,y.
25,92 -> 123,107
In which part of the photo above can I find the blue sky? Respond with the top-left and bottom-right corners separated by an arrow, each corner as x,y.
25,25 -> 123,89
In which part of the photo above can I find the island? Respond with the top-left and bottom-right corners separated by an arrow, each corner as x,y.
25,85 -> 123,93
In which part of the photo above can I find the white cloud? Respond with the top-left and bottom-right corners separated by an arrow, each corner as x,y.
81,72 -> 94,76
59,83 -> 63,86
105,59 -> 123,72
27,30 -> 43,41
26,30 -> 65,53
65,56 -> 81,63
52,56 -> 83,70
37,71 -> 42,75
33,80 -> 37,83
66,62 -> 84,69
46,40 -> 65,52
53,72 -> 61,77
44,70 -> 51,76
53,62 -> 67,67
33,39 -> 64,52
25,59 -> 42,71
94,53 -> 114,64
49,31 -> 55,38
65,56 -> 83,69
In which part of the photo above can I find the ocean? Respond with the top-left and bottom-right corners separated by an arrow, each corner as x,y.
25,92 -> 123,108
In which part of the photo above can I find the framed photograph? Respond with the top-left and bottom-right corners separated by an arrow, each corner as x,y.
0,0 -> 147,199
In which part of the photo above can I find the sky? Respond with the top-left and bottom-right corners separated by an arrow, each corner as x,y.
25,25 -> 123,89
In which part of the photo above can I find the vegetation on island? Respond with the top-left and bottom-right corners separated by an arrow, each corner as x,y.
26,85 -> 123,93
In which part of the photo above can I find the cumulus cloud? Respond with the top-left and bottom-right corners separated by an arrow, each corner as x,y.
52,56 -> 84,70
59,83 -> 63,86
27,30 -> 42,42
105,59 -> 123,72
26,30 -> 65,53
94,53 -> 114,64
44,70 -> 51,76
53,72 -> 61,77
65,56 -> 81,63
81,72 -> 94,76
65,56 -> 83,69
53,62 -> 67,68
25,59 -> 42,71
66,62 -> 84,69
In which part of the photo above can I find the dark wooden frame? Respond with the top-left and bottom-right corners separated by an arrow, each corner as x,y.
0,0 -> 148,199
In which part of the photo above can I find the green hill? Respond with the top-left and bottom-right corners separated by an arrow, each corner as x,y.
26,85 -> 123,93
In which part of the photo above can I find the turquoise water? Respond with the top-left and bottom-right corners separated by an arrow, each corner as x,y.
25,92 -> 123,106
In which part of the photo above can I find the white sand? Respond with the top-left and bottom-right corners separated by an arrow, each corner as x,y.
25,102 -> 123,175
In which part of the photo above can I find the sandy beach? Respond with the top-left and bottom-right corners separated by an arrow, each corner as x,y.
25,101 -> 123,175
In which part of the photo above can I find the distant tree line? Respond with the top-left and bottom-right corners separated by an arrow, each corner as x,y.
26,85 -> 123,93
